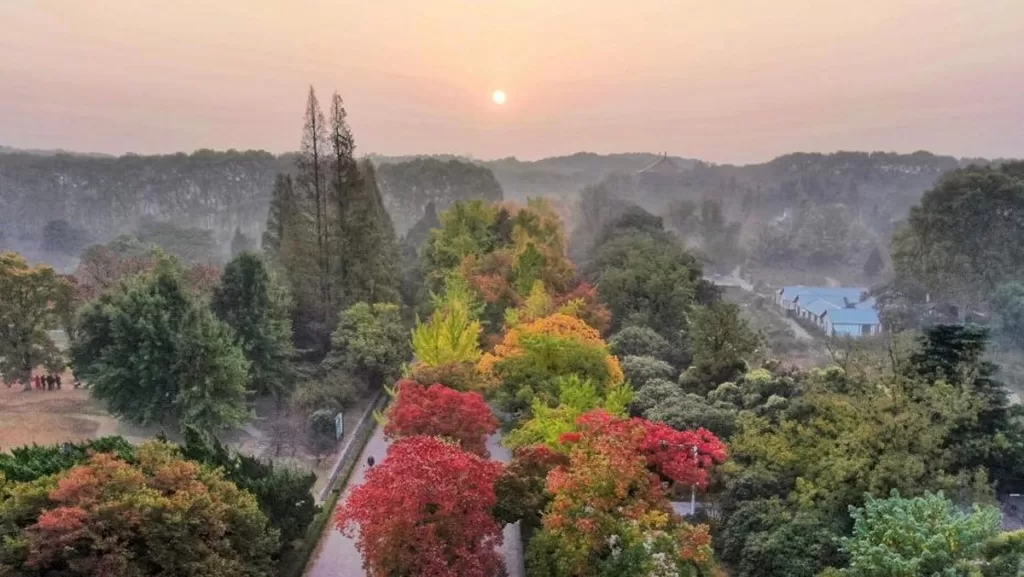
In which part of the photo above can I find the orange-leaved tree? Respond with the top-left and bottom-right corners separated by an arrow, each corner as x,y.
479,312 -> 624,417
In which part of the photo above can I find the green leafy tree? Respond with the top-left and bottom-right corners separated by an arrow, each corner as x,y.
72,258 -> 250,433
620,354 -> 676,387
719,500 -> 844,577
177,426 -> 318,547
906,324 -> 1011,477
608,325 -> 672,363
644,392 -> 739,438
0,252 -> 69,390
307,409 -> 337,462
841,490 -> 1001,577
420,200 -> 498,295
410,277 -> 482,368
328,302 -> 410,390
891,162 -> 1024,310
504,375 -> 632,450
583,209 -> 710,356
993,281 -> 1024,343
212,253 -> 295,398
686,302 -> 759,388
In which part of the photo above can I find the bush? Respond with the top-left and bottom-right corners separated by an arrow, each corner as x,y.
609,326 -> 672,362
308,409 -> 337,458
621,355 -> 676,387
629,378 -> 681,416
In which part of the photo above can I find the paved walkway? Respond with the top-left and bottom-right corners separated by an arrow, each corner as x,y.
305,429 -> 523,577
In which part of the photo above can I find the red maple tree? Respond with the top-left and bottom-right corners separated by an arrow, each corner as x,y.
565,410 -> 728,488
384,380 -> 499,457
336,436 -> 505,577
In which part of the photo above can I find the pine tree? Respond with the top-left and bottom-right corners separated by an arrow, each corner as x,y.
297,86 -> 330,320
212,253 -> 295,399
864,246 -> 884,278
336,159 -> 401,307
327,92 -> 359,307
262,174 -> 292,261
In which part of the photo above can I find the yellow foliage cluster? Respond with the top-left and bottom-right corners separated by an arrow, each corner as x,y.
477,312 -> 624,384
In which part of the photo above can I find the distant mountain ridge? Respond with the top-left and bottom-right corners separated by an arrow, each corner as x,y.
0,145 -> 1007,270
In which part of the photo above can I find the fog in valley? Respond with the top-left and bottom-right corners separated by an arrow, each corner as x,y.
3,3 -> 1024,577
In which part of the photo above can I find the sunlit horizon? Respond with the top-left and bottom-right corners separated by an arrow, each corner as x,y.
2,0 -> 1023,164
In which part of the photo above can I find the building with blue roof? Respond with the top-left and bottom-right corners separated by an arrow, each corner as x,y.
823,307 -> 882,337
775,285 -> 881,337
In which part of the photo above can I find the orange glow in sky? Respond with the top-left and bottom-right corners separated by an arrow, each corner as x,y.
1,0 -> 1022,162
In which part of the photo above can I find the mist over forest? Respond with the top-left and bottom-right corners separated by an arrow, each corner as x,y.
0,144 -> 997,281
4,86 -> 1024,577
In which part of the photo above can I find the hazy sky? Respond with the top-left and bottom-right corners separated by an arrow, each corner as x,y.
2,0 -> 1023,163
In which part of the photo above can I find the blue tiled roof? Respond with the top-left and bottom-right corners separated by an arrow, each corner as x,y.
780,286 -> 867,303
824,308 -> 880,326
856,297 -> 877,310
804,297 -> 844,317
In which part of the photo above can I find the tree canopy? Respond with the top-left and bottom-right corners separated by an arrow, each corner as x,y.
71,258 -> 249,433
0,252 -> 70,388
212,252 -> 294,398
892,162 -> 1024,310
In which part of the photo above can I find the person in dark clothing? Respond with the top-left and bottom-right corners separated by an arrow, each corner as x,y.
55,374 -> 62,390
47,374 -> 56,390
367,455 -> 375,468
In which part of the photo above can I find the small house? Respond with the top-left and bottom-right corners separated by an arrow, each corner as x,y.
822,308 -> 882,337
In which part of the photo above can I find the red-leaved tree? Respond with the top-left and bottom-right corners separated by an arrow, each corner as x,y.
564,409 -> 728,487
384,380 -> 499,457
336,436 -> 504,577
530,410 -> 726,576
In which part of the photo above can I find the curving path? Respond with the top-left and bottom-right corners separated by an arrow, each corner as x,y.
305,428 -> 523,577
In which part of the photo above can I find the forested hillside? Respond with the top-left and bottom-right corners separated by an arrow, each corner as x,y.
2,146 -> 1002,282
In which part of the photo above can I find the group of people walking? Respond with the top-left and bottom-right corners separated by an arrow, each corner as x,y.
32,373 -> 62,390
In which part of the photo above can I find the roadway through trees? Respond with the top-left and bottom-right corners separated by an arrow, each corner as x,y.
305,427 -> 524,577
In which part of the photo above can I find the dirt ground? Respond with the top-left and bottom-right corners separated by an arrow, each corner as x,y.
0,371 -> 122,451
1,370 -> 376,494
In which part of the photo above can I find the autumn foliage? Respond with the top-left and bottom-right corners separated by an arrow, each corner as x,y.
567,409 -> 728,488
526,410 -> 726,576
384,380 -> 499,457
494,445 -> 570,533
336,436 -> 505,577
5,442 -> 277,577
479,312 -> 624,385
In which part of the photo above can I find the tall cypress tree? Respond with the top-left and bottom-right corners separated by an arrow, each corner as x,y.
335,159 -> 400,308
328,92 -> 359,308
261,173 -> 291,262
297,87 -> 330,321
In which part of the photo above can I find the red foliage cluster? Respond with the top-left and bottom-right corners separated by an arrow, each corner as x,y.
336,436 -> 505,577
565,410 -> 728,488
553,280 -> 612,335
384,380 -> 499,457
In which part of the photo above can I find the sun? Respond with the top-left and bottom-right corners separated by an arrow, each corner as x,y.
491,89 -> 507,105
